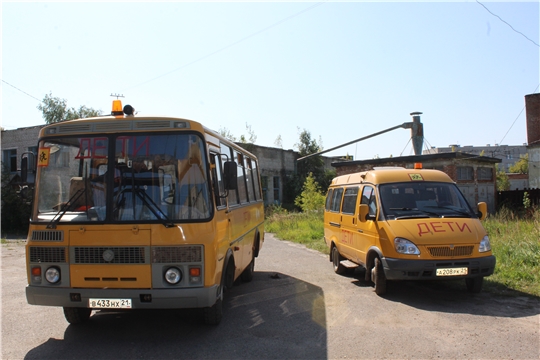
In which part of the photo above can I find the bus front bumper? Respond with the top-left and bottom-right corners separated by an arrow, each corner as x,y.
26,285 -> 219,309
381,255 -> 496,280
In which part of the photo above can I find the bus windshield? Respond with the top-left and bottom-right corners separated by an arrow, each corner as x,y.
35,133 -> 212,224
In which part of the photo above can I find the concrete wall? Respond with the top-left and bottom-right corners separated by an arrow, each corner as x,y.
528,145 -> 540,189
1,125 -> 44,174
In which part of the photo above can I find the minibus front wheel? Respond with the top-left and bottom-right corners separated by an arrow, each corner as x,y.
371,257 -> 387,296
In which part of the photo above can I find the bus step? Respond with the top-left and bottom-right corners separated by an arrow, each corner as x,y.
340,260 -> 359,268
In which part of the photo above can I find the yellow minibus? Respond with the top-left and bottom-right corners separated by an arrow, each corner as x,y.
324,166 -> 495,295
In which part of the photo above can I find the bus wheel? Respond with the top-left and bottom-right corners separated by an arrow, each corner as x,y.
371,257 -> 387,296
240,257 -> 255,282
63,307 -> 91,325
465,277 -> 483,293
332,246 -> 347,275
204,298 -> 223,325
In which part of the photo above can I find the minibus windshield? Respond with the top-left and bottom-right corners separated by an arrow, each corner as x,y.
379,181 -> 476,219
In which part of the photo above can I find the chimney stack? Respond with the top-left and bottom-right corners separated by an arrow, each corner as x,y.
525,93 -> 540,146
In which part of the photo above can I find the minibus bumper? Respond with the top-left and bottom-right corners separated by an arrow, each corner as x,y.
26,285 -> 219,309
381,255 -> 496,280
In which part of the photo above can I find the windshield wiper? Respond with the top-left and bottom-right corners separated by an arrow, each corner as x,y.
388,207 -> 443,219
117,188 -> 175,227
424,205 -> 472,218
46,189 -> 85,229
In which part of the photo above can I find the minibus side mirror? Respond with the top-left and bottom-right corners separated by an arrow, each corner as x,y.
477,202 -> 487,220
223,161 -> 238,190
358,204 -> 370,222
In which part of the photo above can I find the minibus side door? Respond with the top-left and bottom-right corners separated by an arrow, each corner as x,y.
339,186 -> 360,260
356,185 -> 379,265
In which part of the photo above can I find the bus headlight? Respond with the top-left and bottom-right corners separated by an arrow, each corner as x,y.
479,235 -> 492,253
165,267 -> 182,284
45,267 -> 61,284
394,238 -> 420,255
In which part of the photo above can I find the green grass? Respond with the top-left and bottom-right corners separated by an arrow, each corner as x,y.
265,209 -> 327,254
265,207 -> 540,297
482,210 -> 540,297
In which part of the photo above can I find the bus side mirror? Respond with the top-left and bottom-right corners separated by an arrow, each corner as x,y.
223,161 -> 237,190
358,204 -> 370,222
477,202 -> 487,220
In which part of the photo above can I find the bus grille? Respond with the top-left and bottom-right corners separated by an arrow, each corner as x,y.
152,246 -> 202,263
427,246 -> 474,257
29,247 -> 67,263
31,230 -> 64,242
74,247 -> 146,264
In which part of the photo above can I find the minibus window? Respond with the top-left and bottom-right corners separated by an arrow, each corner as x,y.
361,186 -> 377,217
342,187 -> 359,214
331,188 -> 343,212
325,189 -> 334,211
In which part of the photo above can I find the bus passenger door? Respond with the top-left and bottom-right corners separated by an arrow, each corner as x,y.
209,152 -> 230,283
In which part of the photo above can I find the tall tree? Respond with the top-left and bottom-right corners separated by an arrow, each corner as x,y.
296,128 -> 325,185
508,154 -> 528,174
37,92 -> 100,124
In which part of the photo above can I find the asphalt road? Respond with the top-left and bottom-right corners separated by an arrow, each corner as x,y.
2,234 -> 539,359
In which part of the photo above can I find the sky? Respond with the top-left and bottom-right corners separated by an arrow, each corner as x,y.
1,1 -> 539,161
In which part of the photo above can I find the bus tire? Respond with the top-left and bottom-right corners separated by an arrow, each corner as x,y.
332,246 -> 347,275
371,257 -> 387,296
203,298 -> 223,325
465,277 -> 483,293
240,257 -> 255,282
63,307 -> 91,325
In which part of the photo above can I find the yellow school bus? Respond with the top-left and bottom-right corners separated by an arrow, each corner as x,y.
25,100 -> 264,325
324,166 -> 495,295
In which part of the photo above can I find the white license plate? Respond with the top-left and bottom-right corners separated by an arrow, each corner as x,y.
436,267 -> 468,276
89,298 -> 132,309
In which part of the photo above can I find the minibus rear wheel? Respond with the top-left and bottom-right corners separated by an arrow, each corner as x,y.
332,246 -> 347,275
63,307 -> 91,325
465,277 -> 483,293
372,257 -> 387,296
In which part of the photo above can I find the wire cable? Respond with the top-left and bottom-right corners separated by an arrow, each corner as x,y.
1,79 -> 42,102
122,2 -> 326,91
476,0 -> 540,48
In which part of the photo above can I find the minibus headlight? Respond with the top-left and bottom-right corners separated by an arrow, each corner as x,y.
479,235 -> 492,253
394,238 -> 420,255
45,267 -> 61,284
165,267 -> 182,284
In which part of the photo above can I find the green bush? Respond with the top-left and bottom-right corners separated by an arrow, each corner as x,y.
1,170 -> 32,236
